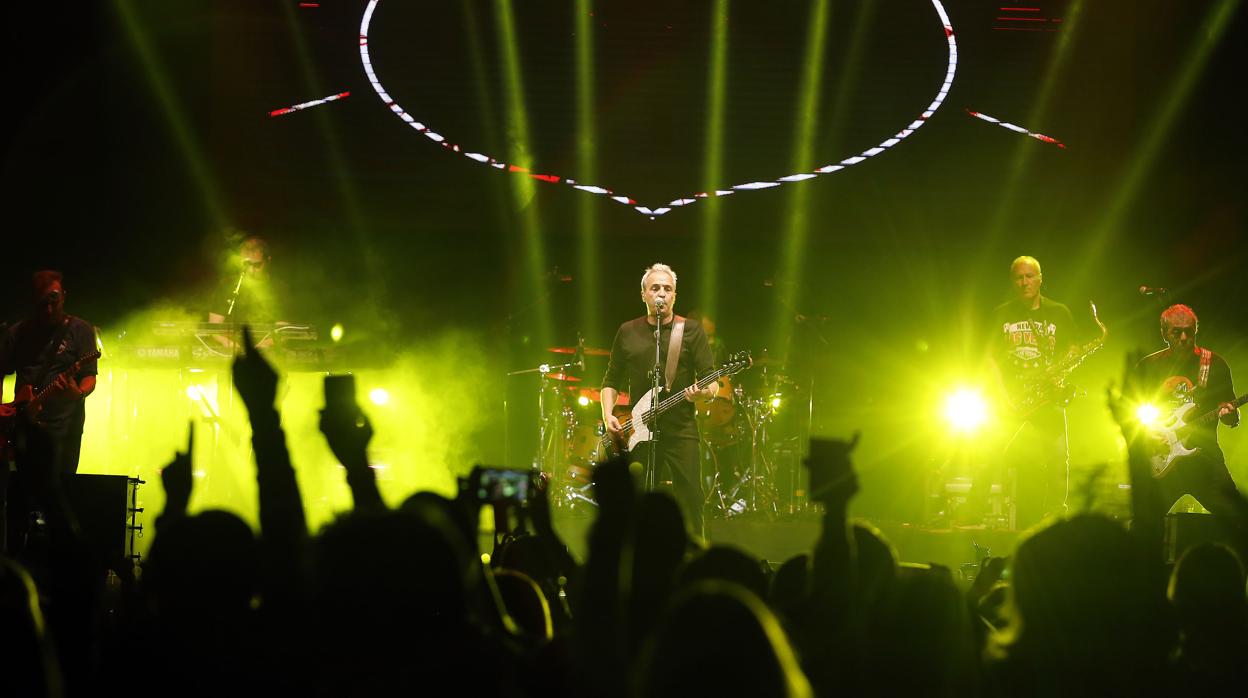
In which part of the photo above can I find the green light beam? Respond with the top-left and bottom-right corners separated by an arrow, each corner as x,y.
496,0 -> 553,348
773,0 -> 831,358
699,0 -> 730,324
115,1 -> 227,227
576,0 -> 601,338
277,3 -> 385,295
1072,0 -> 1240,289
979,1 -> 1085,266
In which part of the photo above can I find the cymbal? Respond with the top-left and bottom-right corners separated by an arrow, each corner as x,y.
549,345 -> 610,356
544,372 -> 581,382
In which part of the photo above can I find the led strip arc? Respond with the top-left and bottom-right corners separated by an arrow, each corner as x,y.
359,1 -> 958,219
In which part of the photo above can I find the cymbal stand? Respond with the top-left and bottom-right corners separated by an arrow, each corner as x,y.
507,358 -> 581,475
721,397 -> 781,515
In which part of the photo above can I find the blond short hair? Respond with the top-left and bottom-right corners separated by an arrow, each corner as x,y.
1010,255 -> 1042,276
640,263 -> 678,291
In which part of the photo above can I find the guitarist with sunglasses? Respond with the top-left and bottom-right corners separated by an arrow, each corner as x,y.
1,271 -> 99,475
1130,303 -> 1248,535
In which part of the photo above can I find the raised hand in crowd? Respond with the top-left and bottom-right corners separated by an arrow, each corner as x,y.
319,374 -> 383,512
232,324 -> 279,418
156,422 -> 194,527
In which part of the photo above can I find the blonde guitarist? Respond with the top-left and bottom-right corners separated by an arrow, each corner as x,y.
959,256 -> 1089,529
1131,304 -> 1248,532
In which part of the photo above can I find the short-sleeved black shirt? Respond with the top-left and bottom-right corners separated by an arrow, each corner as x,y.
1,316 -> 98,430
602,316 -> 715,440
1132,347 -> 1236,458
992,296 -> 1079,404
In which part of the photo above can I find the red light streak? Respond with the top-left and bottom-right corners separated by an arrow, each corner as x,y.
966,109 -> 1066,149
268,91 -> 350,118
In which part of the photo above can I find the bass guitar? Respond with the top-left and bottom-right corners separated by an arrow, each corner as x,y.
1149,392 -> 1248,478
596,351 -> 752,460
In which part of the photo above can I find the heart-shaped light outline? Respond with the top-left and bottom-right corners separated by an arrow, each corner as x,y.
359,0 -> 957,219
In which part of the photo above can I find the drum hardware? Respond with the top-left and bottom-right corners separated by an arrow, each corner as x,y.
702,364 -> 814,517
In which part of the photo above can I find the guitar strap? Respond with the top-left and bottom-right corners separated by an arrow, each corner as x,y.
664,317 -> 685,390
32,316 -> 73,390
1198,347 -> 1212,388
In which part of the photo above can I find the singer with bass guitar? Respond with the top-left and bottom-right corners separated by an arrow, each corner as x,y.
1,271 -> 99,475
601,263 -> 718,535
1130,303 -> 1248,538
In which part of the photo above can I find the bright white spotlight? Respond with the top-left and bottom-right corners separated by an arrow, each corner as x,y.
368,388 -> 390,406
577,395 -> 591,407
944,388 -> 988,432
330,323 -> 344,342
1136,403 -> 1160,427
770,395 -> 783,410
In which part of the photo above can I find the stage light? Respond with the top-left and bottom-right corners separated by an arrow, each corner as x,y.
944,388 -> 988,432
185,385 -> 199,401
771,395 -> 783,410
330,323 -> 344,342
1136,403 -> 1160,427
369,388 -> 390,406
577,395 -> 591,407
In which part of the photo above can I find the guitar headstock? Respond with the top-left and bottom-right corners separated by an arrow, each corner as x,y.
722,350 -> 753,376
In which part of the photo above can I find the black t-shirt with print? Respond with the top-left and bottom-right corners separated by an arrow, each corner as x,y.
602,316 -> 714,441
1133,347 -> 1236,457
992,296 -> 1079,404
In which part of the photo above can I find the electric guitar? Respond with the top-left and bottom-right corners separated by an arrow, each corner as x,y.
596,351 -> 752,460
1,350 -> 101,427
1149,392 -> 1248,478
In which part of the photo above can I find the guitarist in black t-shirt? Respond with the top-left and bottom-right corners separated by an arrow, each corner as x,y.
601,263 -> 718,535
1130,304 -> 1248,536
1,271 -> 99,474
959,256 -> 1084,529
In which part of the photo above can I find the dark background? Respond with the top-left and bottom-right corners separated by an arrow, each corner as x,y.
4,1 -> 1245,520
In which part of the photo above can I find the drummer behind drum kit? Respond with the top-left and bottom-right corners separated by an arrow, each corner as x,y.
523,342 -> 812,517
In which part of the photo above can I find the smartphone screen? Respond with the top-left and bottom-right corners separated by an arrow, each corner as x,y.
324,373 -> 357,412
475,467 -> 531,504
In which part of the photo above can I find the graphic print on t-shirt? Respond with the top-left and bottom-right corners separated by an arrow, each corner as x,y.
1002,319 -> 1057,368
1159,375 -> 1197,408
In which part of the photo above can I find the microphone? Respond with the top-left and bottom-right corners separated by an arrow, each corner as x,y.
654,297 -> 667,310
575,333 -> 586,370
1139,285 -> 1169,297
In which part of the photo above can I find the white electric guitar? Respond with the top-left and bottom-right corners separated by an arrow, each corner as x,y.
596,351 -> 752,460
1149,393 -> 1248,478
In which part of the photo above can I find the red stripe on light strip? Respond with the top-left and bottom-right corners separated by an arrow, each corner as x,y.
268,91 -> 350,117
966,109 -> 1066,148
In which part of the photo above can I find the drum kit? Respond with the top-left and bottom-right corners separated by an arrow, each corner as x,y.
513,343 -> 812,517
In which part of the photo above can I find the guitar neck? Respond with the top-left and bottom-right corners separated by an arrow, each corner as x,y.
650,366 -> 733,418
617,365 -> 733,432
1186,393 -> 1248,432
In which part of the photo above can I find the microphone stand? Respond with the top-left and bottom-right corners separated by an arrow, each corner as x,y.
647,303 -> 664,492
